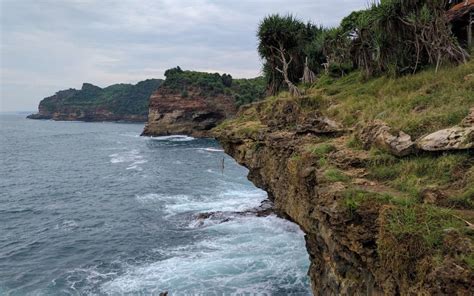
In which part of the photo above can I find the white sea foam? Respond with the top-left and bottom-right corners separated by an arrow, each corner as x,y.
135,189 -> 266,217
135,193 -> 192,204
100,215 -> 310,295
54,220 -> 79,231
109,149 -> 148,170
149,135 -> 195,142
168,189 -> 266,216
195,147 -> 224,152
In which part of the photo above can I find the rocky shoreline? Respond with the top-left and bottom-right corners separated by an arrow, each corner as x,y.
213,99 -> 474,295
27,79 -> 162,123
27,111 -> 148,122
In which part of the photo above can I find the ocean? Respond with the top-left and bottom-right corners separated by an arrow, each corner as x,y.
0,114 -> 311,295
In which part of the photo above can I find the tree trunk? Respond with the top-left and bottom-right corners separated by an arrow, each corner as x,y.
274,43 -> 301,98
302,57 -> 316,84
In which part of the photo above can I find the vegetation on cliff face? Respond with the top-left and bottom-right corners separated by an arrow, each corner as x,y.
214,59 -> 474,294
30,79 -> 163,120
162,66 -> 266,106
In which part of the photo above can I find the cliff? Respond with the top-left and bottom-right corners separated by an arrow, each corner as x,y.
27,79 -> 162,122
141,67 -> 265,137
214,62 -> 474,295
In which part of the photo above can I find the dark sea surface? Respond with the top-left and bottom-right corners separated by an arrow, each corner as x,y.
0,114 -> 310,295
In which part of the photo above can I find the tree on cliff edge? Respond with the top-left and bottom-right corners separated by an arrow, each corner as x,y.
257,14 -> 322,96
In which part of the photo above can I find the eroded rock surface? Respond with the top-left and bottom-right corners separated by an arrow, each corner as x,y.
416,108 -> 474,151
142,87 -> 237,137
358,120 -> 415,156
417,126 -> 474,151
214,99 -> 474,295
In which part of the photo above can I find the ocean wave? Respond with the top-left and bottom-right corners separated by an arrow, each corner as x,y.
149,135 -> 195,142
100,215 -> 310,295
135,193 -> 192,204
170,190 -> 266,216
109,149 -> 148,170
195,147 -> 224,152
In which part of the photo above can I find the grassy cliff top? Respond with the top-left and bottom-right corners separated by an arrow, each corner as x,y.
309,60 -> 474,138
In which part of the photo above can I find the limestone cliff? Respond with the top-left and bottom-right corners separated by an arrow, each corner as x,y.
27,79 -> 162,122
141,86 -> 237,137
213,62 -> 474,295
141,67 -> 265,137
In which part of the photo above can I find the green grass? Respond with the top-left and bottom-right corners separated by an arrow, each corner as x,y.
376,191 -> 472,285
324,168 -> 350,182
384,205 -> 466,249
462,253 -> 474,271
310,61 -> 474,138
306,143 -> 336,157
365,148 -> 473,199
342,188 -> 414,212
446,188 -> 474,209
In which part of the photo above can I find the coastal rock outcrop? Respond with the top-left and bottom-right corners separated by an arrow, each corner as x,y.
417,109 -> 474,151
140,67 -> 266,137
27,79 -> 162,122
214,98 -> 474,295
358,120 -> 415,157
141,86 -> 237,137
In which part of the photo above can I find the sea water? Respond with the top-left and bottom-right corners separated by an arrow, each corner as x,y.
0,114 -> 311,295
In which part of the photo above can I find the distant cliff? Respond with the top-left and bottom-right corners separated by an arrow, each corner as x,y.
27,79 -> 162,122
141,67 -> 265,137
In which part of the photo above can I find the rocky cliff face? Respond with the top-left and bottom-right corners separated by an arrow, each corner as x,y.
28,79 -> 162,122
214,98 -> 474,295
141,86 -> 237,137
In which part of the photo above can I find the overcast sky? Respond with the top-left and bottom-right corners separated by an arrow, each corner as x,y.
0,0 -> 366,112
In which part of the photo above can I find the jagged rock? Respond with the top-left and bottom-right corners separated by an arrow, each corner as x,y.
259,99 -> 343,134
295,114 -> 344,134
215,108 -> 474,295
417,126 -> 474,151
416,108 -> 474,151
461,108 -> 474,127
420,188 -> 447,205
464,73 -> 474,81
359,120 -> 415,156
142,86 -> 237,137
193,200 -> 275,227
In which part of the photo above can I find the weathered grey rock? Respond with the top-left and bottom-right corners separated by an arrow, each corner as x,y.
416,126 -> 474,151
359,120 -> 415,157
296,114 -> 344,134
461,108 -> 474,127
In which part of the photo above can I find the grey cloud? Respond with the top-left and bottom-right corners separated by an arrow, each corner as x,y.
0,0 -> 366,111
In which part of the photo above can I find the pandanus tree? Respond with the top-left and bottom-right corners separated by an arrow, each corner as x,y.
326,0 -> 469,77
257,14 -> 323,96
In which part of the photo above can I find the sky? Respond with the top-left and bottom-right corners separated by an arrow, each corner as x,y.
0,0 -> 367,112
